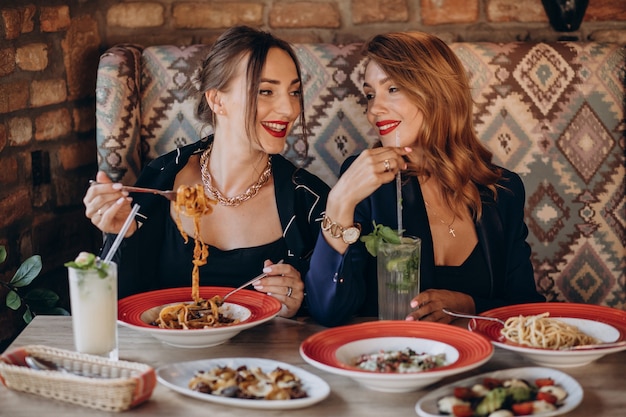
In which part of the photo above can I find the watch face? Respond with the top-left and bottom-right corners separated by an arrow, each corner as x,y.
342,227 -> 361,244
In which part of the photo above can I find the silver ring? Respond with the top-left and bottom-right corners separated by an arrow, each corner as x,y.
96,209 -> 103,216
286,287 -> 293,298
383,159 -> 391,173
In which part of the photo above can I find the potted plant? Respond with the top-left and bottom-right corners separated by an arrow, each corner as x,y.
0,245 -> 69,350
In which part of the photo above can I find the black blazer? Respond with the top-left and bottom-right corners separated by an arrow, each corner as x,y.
101,136 -> 329,299
306,156 -> 545,327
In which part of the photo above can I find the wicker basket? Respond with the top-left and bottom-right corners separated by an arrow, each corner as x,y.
0,345 -> 156,412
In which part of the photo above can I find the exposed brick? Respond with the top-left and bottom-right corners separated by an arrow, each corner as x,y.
487,0 -> 548,23
16,43 -> 49,71
353,0 -> 409,24
1,6 -> 35,40
35,108 -> 71,141
40,5 -> 71,32
0,187 -> 32,229
422,0 -> 479,25
58,140 -> 97,170
61,15 -> 100,101
270,2 -> 341,28
73,106 -> 95,133
0,124 -> 6,152
0,155 -> 18,184
0,47 -> 16,76
30,79 -> 67,107
586,0 -> 626,21
107,2 -> 164,28
0,80 -> 29,114
173,3 -> 263,29
7,116 -> 32,146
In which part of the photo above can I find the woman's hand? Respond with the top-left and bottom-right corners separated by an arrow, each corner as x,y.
84,171 -> 136,236
252,260 -> 304,318
405,289 -> 475,323
331,146 -> 412,209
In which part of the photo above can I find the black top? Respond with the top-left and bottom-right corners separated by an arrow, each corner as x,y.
157,214 -> 288,288
433,243 -> 491,297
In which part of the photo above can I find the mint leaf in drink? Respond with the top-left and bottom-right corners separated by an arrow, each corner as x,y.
64,251 -> 109,278
359,222 -> 403,256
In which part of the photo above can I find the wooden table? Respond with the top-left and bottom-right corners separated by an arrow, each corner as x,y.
2,316 -> 625,416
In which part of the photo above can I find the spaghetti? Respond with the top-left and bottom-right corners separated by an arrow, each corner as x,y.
173,184 -> 215,303
152,184 -> 237,330
500,312 -> 599,350
153,295 -> 238,329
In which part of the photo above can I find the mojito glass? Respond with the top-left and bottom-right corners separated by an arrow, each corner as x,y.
67,261 -> 118,360
377,237 -> 421,320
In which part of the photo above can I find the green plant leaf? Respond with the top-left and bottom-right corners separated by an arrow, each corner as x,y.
22,307 -> 33,324
10,255 -> 42,287
6,290 -> 22,310
0,245 -> 6,264
24,288 -> 60,308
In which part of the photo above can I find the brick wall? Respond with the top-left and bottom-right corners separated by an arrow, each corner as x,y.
0,0 -> 625,344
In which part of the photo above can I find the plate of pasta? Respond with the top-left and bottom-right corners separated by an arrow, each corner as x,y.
118,286 -> 282,348
468,302 -> 626,367
156,357 -> 330,409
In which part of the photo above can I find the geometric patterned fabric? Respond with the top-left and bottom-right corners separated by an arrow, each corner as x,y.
96,42 -> 625,310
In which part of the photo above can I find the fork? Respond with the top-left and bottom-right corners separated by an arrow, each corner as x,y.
222,259 -> 285,301
121,185 -> 177,201
442,308 -> 506,325
90,181 -> 177,201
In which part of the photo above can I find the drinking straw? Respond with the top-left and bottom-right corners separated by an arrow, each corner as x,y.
395,131 -> 403,236
102,203 -> 141,264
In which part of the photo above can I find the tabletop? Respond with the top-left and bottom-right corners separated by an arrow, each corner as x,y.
2,315 -> 625,416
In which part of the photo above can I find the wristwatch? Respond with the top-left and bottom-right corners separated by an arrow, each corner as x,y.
321,214 -> 362,244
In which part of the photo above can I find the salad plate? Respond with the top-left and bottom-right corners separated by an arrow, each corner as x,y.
415,366 -> 583,417
469,302 -> 626,367
300,321 -> 493,392
118,286 -> 281,348
156,357 -> 330,410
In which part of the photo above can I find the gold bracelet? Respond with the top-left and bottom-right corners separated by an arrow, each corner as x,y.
321,214 -> 361,244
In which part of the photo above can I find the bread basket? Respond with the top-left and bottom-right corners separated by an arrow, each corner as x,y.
0,345 -> 156,412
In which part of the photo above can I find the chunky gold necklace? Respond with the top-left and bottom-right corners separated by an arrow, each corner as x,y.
199,144 -> 272,207
424,200 -> 456,238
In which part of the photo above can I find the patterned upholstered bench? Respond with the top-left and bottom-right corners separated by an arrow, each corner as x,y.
95,41 -> 625,309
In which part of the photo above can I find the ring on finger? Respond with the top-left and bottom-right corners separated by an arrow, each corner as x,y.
383,159 -> 391,173
286,286 -> 293,298
96,208 -> 103,216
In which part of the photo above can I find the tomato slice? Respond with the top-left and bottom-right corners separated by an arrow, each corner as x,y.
453,387 -> 475,400
482,377 -> 503,389
535,378 -> 555,387
536,391 -> 558,404
452,404 -> 474,417
512,401 -> 534,415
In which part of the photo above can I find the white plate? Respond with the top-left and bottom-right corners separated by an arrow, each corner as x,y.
156,357 -> 330,410
415,367 -> 583,417
300,321 -> 493,393
469,303 -> 626,367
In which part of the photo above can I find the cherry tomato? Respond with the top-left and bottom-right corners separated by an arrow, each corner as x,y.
535,378 -> 555,387
482,377 -> 503,389
453,387 -> 475,400
452,404 -> 474,417
536,391 -> 558,404
512,401 -> 534,415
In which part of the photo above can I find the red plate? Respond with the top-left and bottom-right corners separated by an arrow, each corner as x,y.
471,302 -> 626,347
118,286 -> 282,329
300,321 -> 493,373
